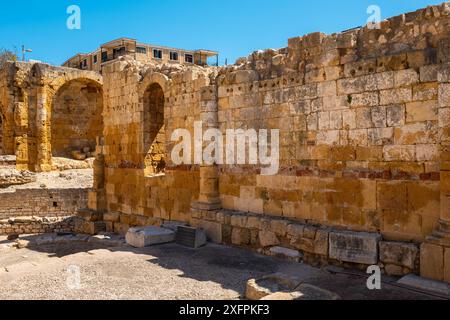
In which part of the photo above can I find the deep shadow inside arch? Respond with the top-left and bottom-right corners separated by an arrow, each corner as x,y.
143,83 -> 166,176
51,79 -> 103,158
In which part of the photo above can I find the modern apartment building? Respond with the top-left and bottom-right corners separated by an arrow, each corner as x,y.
62,38 -> 219,72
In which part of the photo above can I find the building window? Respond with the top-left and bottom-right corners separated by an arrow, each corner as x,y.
83,59 -> 87,68
170,52 -> 179,61
93,55 -> 98,64
185,54 -> 193,63
101,51 -> 108,63
113,47 -> 126,59
153,49 -> 163,59
136,47 -> 147,54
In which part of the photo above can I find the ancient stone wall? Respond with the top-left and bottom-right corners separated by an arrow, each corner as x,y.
0,188 -> 88,235
91,3 -> 450,282
51,79 -> 103,157
0,188 -> 88,218
0,62 -> 103,171
90,61 -> 212,228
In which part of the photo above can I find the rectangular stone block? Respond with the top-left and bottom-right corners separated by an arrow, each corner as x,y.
379,241 -> 418,269
103,211 -> 121,223
329,231 -> 381,264
421,243 -> 445,281
269,246 -> 301,262
126,226 -> 175,248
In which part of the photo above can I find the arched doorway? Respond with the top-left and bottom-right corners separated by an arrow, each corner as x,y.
51,79 -> 103,159
143,83 -> 166,176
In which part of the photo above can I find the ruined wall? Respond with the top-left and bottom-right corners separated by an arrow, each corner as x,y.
214,4 -> 450,244
51,79 -> 103,157
94,60 -> 212,230
92,3 -> 450,281
0,188 -> 88,235
0,62 -> 103,171
0,188 -> 88,219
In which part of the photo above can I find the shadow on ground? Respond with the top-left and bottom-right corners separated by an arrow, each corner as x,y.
0,233 -> 444,300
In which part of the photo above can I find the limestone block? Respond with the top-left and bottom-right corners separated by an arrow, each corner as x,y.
385,264 -> 405,276
379,241 -> 418,269
125,226 -> 175,248
420,243 -> 444,281
103,211 -> 121,223
259,230 -> 280,247
85,221 -> 106,235
406,100 -> 438,123
268,246 -> 302,262
113,222 -> 130,236
329,231 -> 381,264
194,220 -> 222,244
398,274 -> 450,296
231,227 -> 251,245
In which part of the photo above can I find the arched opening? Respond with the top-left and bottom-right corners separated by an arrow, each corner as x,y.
51,79 -> 103,159
143,83 -> 166,176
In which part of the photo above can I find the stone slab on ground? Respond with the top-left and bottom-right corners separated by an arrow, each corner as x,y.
398,274 -> 450,297
260,284 -> 341,300
126,226 -> 175,248
329,231 -> 381,265
268,246 -> 302,262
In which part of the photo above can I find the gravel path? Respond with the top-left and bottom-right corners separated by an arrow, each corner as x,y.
0,169 -> 93,193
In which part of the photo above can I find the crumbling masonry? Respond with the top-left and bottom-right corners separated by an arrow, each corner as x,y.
1,3 -> 449,284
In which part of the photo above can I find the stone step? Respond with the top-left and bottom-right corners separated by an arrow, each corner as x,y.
398,274 -> 450,297
125,226 -> 175,248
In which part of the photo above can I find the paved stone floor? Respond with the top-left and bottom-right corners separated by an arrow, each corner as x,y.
0,235 -> 444,300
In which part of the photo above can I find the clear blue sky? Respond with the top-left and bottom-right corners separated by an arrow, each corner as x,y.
0,0 -> 443,65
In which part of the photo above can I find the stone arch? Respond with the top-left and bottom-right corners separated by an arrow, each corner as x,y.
139,72 -> 170,176
50,78 -> 103,158
139,72 -> 170,96
142,82 -> 166,176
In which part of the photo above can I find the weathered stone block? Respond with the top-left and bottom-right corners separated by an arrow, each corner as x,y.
379,241 -> 418,269
329,231 -> 381,264
259,230 -> 280,247
231,227 -> 250,245
125,226 -> 175,248
420,243 -> 444,281
103,211 -> 120,222
268,246 -> 301,262
193,220 -> 223,244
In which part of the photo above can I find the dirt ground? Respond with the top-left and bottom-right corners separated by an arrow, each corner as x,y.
0,234 -> 444,300
0,169 -> 93,193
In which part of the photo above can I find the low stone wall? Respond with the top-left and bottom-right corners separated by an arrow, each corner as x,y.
190,209 -> 420,277
0,216 -> 75,235
0,188 -> 89,235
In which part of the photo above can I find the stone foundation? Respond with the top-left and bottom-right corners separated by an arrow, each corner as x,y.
191,209 -> 420,277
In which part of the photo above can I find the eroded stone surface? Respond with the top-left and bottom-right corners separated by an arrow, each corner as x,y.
126,226 -> 175,248
329,231 -> 381,265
